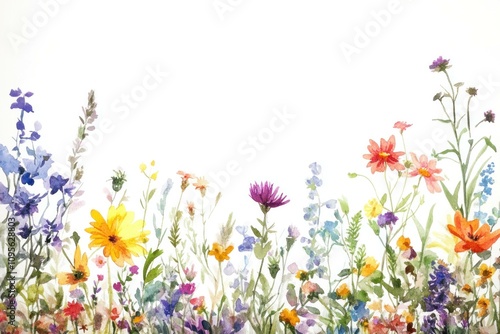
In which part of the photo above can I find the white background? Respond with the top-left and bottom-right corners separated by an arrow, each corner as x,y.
1,1 -> 500,249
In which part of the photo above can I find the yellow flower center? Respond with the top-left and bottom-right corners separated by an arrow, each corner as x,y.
418,167 -> 431,177
379,151 -> 390,159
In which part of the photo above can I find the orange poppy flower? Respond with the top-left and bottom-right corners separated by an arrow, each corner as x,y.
447,211 -> 500,253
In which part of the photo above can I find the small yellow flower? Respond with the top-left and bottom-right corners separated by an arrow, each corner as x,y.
139,163 -> 147,172
477,263 -> 496,286
132,313 -> 145,324
477,295 -> 490,317
462,283 -> 473,294
151,171 -> 158,181
402,310 -> 414,323
295,270 -> 309,281
208,243 -> 234,262
336,283 -> 350,299
360,257 -> 378,277
279,308 -> 300,327
364,199 -> 382,219
397,235 -> 411,251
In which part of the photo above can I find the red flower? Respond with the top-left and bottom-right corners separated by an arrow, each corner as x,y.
447,211 -> 500,253
63,301 -> 84,321
363,135 -> 405,173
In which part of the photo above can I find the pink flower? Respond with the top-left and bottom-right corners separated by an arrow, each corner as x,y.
407,153 -> 444,193
183,265 -> 197,282
92,255 -> 106,268
97,274 -> 104,281
393,121 -> 412,133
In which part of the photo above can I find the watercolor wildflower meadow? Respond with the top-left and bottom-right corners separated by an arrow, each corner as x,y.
0,57 -> 499,333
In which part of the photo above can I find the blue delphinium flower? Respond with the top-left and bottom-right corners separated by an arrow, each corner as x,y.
49,174 -> 69,195
0,144 -> 20,175
422,262 -> 456,332
11,189 -> 47,217
474,162 -> 495,223
0,182 -> 12,204
161,289 -> 181,318
10,88 -> 34,113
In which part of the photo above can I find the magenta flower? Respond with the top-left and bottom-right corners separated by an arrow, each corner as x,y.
249,181 -> 290,213
129,265 -> 139,275
429,56 -> 450,72
113,282 -> 122,292
179,282 -> 196,295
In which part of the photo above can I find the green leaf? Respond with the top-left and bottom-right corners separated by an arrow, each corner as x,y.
379,193 -> 387,206
145,265 -> 163,284
143,249 -> 163,282
355,290 -> 369,302
432,118 -> 451,124
147,188 -> 156,201
367,219 -> 380,236
395,193 -> 411,212
338,268 -> 352,277
250,226 -> 262,238
484,137 -> 497,152
254,241 -> 272,259
370,270 -> 383,284
441,181 -> 460,211
38,272 -> 53,285
306,306 -> 321,315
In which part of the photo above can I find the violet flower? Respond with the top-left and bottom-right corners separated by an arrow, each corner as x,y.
249,181 -> 289,213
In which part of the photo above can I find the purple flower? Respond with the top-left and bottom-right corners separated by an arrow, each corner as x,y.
0,182 -> 12,205
49,174 -> 69,195
179,283 -> 196,295
18,224 -> 33,239
161,290 -> 181,317
11,190 -> 46,217
309,162 -> 322,175
377,212 -> 399,228
288,225 -> 300,239
484,110 -> 495,123
10,88 -> 34,113
0,144 -> 20,175
249,181 -> 289,213
429,56 -> 450,72
113,282 -> 122,292
129,265 -> 139,275
238,235 -> 257,252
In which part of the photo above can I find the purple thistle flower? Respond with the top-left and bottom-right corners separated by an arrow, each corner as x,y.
429,56 -> 450,72
484,110 -> 495,123
249,181 -> 289,213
